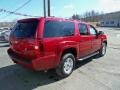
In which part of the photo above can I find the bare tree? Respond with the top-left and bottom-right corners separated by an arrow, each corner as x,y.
71,10 -> 104,22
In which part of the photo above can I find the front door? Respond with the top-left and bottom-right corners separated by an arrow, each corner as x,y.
89,25 -> 101,53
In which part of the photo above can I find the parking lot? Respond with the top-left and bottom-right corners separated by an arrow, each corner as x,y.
0,27 -> 120,90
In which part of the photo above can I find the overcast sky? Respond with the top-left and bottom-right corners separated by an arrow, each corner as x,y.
0,0 -> 120,22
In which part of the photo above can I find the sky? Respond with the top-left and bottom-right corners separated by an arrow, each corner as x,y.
0,0 -> 120,22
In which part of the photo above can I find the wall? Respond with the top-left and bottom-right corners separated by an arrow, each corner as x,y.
100,19 -> 120,27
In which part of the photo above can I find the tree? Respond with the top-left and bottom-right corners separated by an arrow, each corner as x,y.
72,14 -> 81,20
72,10 -> 104,22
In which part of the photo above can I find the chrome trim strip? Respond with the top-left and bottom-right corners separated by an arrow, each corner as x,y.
78,52 -> 99,61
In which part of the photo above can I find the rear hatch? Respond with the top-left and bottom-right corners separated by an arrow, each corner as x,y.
9,19 -> 39,59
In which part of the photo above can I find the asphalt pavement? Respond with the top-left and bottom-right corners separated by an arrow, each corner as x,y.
0,27 -> 120,90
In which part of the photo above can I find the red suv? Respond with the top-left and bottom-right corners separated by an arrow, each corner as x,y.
8,17 -> 107,77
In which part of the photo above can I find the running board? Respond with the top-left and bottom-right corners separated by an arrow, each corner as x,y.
78,52 -> 99,61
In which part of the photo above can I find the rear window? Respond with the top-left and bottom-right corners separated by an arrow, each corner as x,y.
44,20 -> 75,38
11,21 -> 38,38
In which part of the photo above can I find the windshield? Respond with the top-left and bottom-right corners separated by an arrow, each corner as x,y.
11,21 -> 38,38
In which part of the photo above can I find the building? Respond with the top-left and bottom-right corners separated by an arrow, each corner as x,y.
100,11 -> 120,27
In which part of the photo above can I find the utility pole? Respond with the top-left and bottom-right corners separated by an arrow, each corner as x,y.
43,0 -> 46,18
47,0 -> 50,16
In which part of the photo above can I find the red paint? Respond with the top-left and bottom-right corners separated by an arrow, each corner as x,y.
8,17 -> 107,71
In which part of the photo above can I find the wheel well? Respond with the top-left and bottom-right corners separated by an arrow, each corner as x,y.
103,41 -> 107,45
62,48 -> 77,58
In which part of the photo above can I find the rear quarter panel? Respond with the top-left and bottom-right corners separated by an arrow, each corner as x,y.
39,19 -> 80,67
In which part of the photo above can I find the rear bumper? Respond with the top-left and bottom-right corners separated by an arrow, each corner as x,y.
7,48 -> 57,71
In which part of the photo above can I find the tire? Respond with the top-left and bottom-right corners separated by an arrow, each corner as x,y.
56,53 -> 75,78
99,42 -> 107,57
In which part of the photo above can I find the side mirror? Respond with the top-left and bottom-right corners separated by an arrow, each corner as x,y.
97,31 -> 104,35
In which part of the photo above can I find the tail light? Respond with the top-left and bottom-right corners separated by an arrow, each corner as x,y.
34,45 -> 39,50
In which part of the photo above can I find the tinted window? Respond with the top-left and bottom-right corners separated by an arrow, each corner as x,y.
79,23 -> 88,35
44,21 -> 75,37
11,21 -> 38,38
89,25 -> 97,35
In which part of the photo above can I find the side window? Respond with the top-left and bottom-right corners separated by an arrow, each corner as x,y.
44,21 -> 75,38
89,25 -> 97,35
62,22 -> 75,36
78,23 -> 88,35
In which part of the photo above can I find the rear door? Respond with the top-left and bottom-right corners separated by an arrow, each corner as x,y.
78,23 -> 92,58
41,20 -> 75,64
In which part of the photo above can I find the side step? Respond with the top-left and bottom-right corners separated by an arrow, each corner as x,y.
78,51 -> 99,61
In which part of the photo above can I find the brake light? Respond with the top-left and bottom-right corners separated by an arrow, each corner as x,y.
34,45 -> 39,50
